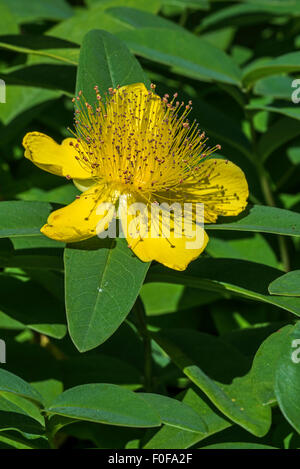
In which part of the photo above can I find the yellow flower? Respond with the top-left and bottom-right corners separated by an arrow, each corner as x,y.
23,83 -> 248,271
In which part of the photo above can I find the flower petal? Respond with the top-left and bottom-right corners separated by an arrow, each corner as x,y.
119,193 -> 208,271
41,185 -> 116,243
180,159 -> 249,223
23,132 -> 90,180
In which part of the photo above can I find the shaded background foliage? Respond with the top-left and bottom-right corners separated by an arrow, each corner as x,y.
0,0 -> 300,450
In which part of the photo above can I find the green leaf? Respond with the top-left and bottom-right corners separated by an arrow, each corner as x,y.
153,329 -> 271,437
200,442 -> 277,449
254,75 -> 294,101
269,271 -> 300,297
31,380 -> 64,408
199,2 -> 300,32
48,0 -> 160,44
248,326 -> 293,406
0,85 -> 60,125
162,0 -> 209,9
206,232 -> 278,268
144,387 -> 231,449
275,321 -> 300,434
141,283 -> 185,315
46,383 -> 161,427
117,28 -> 242,86
0,393 -> 44,436
85,0 -> 160,13
247,100 -> 300,121
205,205 -> 300,237
0,201 -> 54,238
0,2 -> 18,34
257,117 -> 300,163
106,7 -> 182,31
1,0 -> 73,23
64,238 -> 149,352
200,27 -> 235,51
139,393 -> 207,433
243,52 -> 300,88
0,369 -> 42,405
287,141 -> 300,166
148,258 -> 300,317
0,431 -> 49,449
75,29 -> 149,103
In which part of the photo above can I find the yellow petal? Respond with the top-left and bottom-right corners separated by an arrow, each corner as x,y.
180,159 -> 249,223
23,132 -> 90,180
41,185 -> 117,243
119,193 -> 209,271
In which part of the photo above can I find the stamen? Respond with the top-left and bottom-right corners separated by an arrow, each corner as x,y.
69,84 -> 221,192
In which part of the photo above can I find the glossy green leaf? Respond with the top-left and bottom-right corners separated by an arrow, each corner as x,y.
0,432 -> 49,449
84,0 -> 160,12
248,326 -> 293,406
0,2 -> 18,34
48,0 -> 160,44
0,369 -> 42,405
287,142 -> 300,166
0,85 -> 60,125
200,442 -> 277,449
243,52 -> 300,87
148,258 -> 300,316
162,0 -> 209,9
0,201 -> 56,238
141,283 -> 185,315
269,271 -> 300,297
205,205 -> 300,237
200,2 -> 300,32
275,321 -> 300,434
47,384 -> 161,427
0,393 -> 44,436
106,7 -> 182,31
206,232 -> 278,268
247,101 -> 300,121
1,0 -> 73,23
139,393 -> 207,433
153,329 -> 271,437
117,28 -> 242,86
257,117 -> 300,163
75,29 -> 148,103
144,387 -> 231,449
64,238 -> 149,351
254,75 -> 294,101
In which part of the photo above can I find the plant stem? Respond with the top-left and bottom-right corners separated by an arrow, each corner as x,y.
45,416 -> 57,449
133,297 -> 152,392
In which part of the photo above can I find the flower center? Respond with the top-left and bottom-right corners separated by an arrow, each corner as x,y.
69,84 -> 220,194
